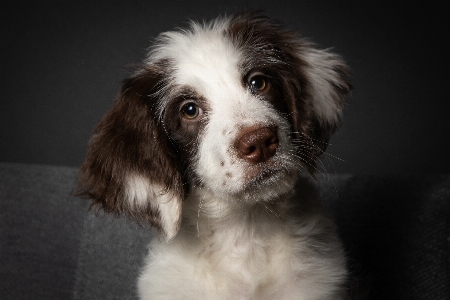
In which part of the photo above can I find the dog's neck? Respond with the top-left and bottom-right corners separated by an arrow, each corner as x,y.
180,186 -> 293,241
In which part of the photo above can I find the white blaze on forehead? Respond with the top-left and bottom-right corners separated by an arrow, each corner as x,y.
147,19 -> 245,106
173,33 -> 242,95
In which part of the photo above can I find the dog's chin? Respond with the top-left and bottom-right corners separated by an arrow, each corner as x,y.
231,164 -> 299,204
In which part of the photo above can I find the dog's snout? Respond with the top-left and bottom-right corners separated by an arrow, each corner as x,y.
235,126 -> 279,164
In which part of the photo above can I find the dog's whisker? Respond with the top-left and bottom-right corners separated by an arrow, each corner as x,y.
323,151 -> 346,162
294,132 -> 334,146
289,152 -> 329,177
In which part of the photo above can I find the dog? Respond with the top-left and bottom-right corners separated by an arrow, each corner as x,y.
76,12 -> 351,300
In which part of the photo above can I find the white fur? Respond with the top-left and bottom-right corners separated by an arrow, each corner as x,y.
138,187 -> 347,300
126,175 -> 181,240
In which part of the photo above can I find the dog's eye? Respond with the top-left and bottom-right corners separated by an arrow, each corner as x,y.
182,103 -> 203,120
249,76 -> 267,92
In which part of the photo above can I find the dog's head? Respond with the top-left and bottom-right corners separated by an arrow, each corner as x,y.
76,13 -> 351,241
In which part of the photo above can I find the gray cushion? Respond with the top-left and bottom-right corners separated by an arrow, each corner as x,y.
1,163 -> 449,299
0,163 -> 151,300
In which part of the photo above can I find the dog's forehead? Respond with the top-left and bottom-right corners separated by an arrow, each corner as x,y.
160,25 -> 245,102
176,31 -> 242,97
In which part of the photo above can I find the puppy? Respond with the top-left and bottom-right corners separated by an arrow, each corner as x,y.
76,12 -> 351,300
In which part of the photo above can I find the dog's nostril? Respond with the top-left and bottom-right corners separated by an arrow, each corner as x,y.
247,146 -> 257,155
235,126 -> 279,164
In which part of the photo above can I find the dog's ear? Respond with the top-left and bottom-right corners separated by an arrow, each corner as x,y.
289,46 -> 351,173
75,63 -> 183,241
303,47 -> 351,145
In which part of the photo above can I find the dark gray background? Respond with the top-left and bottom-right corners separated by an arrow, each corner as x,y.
1,1 -> 449,174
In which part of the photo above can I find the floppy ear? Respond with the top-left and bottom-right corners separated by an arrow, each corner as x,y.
75,64 -> 183,241
291,46 -> 351,173
303,47 -> 351,143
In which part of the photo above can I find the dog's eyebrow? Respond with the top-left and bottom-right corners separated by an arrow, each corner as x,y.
176,87 -> 202,100
170,87 -> 208,106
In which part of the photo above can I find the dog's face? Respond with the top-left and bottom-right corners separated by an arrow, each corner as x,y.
76,13 -> 350,240
156,20 -> 300,203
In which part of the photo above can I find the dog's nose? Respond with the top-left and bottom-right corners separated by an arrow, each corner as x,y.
235,126 -> 279,164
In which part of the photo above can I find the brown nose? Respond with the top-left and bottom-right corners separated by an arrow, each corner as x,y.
235,126 -> 279,164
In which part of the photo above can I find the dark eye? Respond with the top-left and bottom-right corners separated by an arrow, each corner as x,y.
182,102 -> 203,120
249,76 -> 267,92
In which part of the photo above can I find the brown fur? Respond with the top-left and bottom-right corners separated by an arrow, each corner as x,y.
75,61 -> 184,234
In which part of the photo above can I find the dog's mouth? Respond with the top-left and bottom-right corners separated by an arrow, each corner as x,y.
231,159 -> 298,202
246,164 -> 281,182
244,159 -> 294,187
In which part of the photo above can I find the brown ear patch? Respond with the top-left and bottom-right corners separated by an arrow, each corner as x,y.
75,62 -> 184,239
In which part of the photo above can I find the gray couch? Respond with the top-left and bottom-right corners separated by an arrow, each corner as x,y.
1,162 -> 449,299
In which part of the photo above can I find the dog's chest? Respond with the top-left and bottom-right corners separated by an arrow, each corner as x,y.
205,230 -> 291,276
175,224 -> 295,297
139,210 -> 347,300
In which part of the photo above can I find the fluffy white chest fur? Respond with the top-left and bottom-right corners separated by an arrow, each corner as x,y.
76,12 -> 351,300
139,187 -> 347,300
